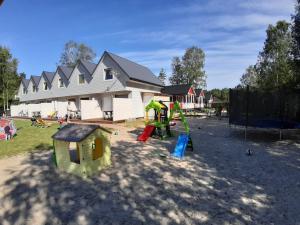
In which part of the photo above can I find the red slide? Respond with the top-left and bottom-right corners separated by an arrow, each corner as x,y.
137,125 -> 156,142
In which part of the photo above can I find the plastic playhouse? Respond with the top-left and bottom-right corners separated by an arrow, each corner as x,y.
0,119 -> 17,140
138,100 -> 193,159
138,100 -> 171,141
52,124 -> 112,177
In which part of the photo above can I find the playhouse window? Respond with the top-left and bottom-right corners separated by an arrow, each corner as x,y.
68,142 -> 80,164
92,138 -> 103,160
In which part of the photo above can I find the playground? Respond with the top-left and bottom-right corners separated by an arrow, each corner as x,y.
0,119 -> 59,158
0,117 -> 300,224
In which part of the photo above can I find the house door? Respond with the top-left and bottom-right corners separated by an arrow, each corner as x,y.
93,138 -> 103,160
102,95 -> 112,111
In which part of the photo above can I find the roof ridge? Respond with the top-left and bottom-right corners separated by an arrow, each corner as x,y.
107,51 -> 150,71
80,59 -> 97,65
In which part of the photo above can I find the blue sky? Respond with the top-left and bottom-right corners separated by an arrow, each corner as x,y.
0,0 -> 295,89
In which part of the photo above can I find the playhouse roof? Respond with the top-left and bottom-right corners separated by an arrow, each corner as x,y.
162,84 -> 193,95
52,124 -> 111,142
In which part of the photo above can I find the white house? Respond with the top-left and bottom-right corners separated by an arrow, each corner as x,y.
13,51 -> 164,121
162,84 -> 197,110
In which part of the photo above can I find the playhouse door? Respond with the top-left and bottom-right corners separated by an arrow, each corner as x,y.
93,138 -> 103,160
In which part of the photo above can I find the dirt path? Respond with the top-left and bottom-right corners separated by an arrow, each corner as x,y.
0,118 -> 300,225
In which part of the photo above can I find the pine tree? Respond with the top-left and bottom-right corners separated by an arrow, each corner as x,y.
157,68 -> 167,85
169,57 -> 184,85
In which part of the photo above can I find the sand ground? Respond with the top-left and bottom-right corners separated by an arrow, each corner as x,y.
0,118 -> 300,225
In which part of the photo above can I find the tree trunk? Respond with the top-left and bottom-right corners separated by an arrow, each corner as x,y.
2,91 -> 5,112
6,88 -> 9,111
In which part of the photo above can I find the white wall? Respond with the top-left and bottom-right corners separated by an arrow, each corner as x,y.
143,93 -> 154,119
19,54 -> 128,103
11,104 -> 28,117
153,95 -> 170,102
81,99 -> 103,120
54,100 -> 68,118
102,94 -> 113,111
129,90 -> 144,118
27,103 -> 41,117
11,101 -> 68,118
113,98 -> 133,121
40,102 -> 56,118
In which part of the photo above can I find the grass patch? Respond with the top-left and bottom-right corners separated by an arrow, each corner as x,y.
0,119 -> 59,158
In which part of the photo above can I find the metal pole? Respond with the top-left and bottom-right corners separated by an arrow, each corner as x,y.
245,85 -> 249,141
279,129 -> 282,141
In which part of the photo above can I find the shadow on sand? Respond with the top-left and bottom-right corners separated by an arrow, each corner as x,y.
0,118 -> 300,224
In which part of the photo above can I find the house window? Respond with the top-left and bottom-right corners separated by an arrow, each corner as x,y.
115,94 -> 128,98
23,88 -> 27,94
58,78 -> 64,87
79,74 -> 85,84
44,82 -> 48,90
104,69 -> 113,80
33,85 -> 37,92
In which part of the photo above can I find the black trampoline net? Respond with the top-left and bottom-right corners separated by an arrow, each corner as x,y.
229,87 -> 300,129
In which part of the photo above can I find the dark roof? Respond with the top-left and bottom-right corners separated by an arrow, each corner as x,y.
43,71 -> 55,83
52,124 -> 111,142
162,84 -> 192,95
21,79 -> 30,88
80,60 -> 97,74
195,89 -> 203,96
106,51 -> 164,87
31,75 -> 41,86
59,66 -> 73,79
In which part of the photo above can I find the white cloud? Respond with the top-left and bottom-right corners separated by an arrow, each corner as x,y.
239,0 -> 295,15
84,0 -> 295,89
119,48 -> 185,75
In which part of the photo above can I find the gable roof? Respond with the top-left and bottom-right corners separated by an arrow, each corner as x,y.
21,79 -> 30,88
105,51 -> 163,87
30,75 -> 41,86
195,89 -> 204,97
58,66 -> 73,79
162,84 -> 192,95
52,124 -> 111,142
42,71 -> 55,83
80,60 -> 97,75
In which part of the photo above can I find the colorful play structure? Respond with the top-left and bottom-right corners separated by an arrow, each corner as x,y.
138,100 -> 193,159
0,119 -> 17,141
52,124 -> 112,177
139,100 -> 171,141
31,116 -> 51,128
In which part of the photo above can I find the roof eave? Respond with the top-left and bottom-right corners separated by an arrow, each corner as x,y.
129,77 -> 164,87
